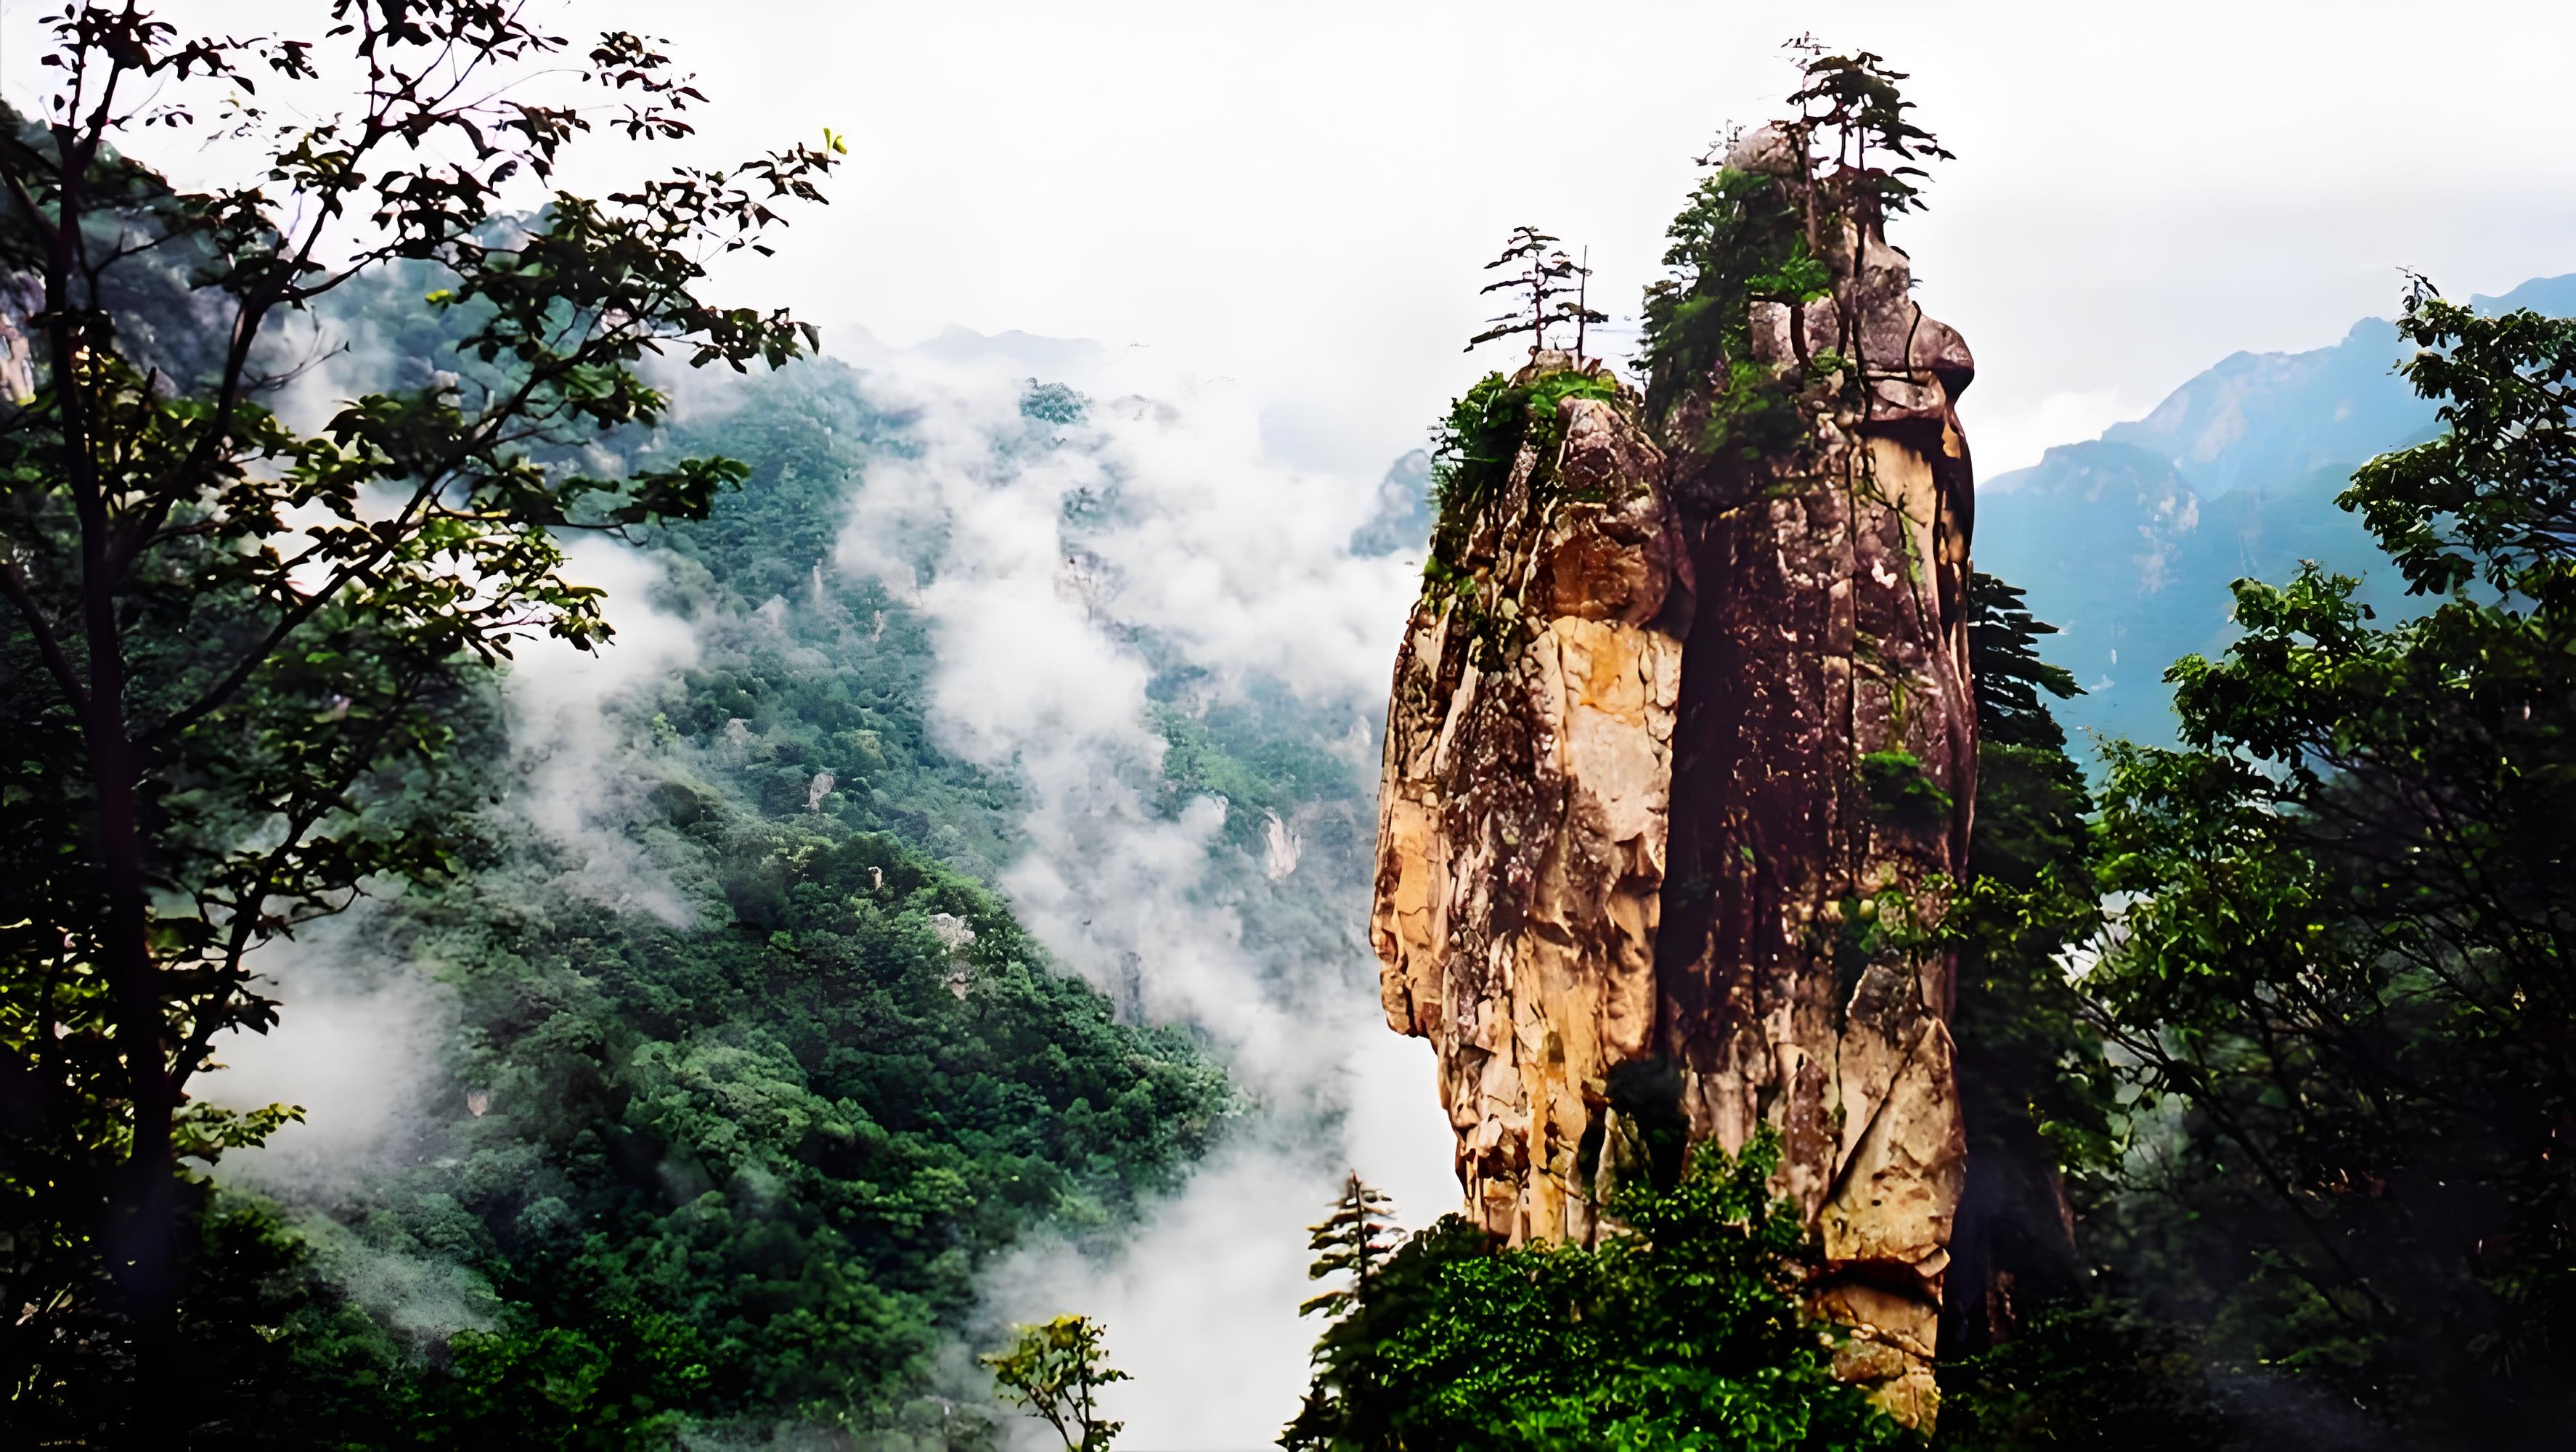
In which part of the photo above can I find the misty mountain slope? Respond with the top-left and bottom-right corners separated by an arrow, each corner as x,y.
641,351 -> 1400,1023
1350,449 -> 1435,559
202,271 -> 1457,1445
235,801 -> 1229,1432
771,342 -> 1456,1446
205,632 -> 1239,1438
1976,272 -> 2573,744
2094,317 -> 2426,502
637,358 -> 1031,878
1973,439 -> 2399,744
183,307 -> 1372,1440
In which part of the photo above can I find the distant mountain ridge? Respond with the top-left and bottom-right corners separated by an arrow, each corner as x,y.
1975,272 -> 2576,747
2095,315 -> 2424,502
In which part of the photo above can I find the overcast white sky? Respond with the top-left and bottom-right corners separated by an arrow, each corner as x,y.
9,0 -> 2576,474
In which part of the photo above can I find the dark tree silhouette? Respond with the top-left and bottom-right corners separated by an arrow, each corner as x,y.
1783,38 -> 1953,223
0,3 -> 835,1422
1466,225 -> 1605,359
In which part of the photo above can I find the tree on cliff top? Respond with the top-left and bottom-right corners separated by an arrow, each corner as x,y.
1637,43 -> 1949,431
1467,225 -> 1607,360
0,0 -> 833,1424
1782,38 -> 1953,221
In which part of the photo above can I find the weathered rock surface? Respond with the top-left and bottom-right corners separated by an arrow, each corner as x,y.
1372,216 -> 1978,1424
1373,360 -> 1690,1245
1656,214 -> 1976,1422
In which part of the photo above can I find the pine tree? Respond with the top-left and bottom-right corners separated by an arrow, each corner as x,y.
1465,227 -> 1605,359
1782,38 -> 1955,221
1943,573 -> 2111,1355
1299,1172 -> 1401,1320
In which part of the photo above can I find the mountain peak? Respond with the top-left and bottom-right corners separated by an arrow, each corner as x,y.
1973,275 -> 2576,749
2470,273 -> 2576,317
2077,273 -> 2571,501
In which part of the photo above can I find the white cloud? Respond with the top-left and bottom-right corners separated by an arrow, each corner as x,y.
981,1033 -> 1459,1452
833,340 -> 1454,1447
20,1 -> 2569,483
503,535 -> 703,924
833,346 -> 1422,1077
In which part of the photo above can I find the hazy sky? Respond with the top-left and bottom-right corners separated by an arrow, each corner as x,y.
9,0 -> 2576,475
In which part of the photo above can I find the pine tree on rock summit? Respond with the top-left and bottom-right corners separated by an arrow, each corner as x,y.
1467,225 -> 1607,359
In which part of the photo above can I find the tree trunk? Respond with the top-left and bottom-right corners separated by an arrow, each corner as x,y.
86,570 -> 179,1329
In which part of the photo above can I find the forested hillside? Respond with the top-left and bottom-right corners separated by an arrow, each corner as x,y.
8,343 -> 1223,1441
174,350 -> 1243,1441
0,17 -> 1255,1445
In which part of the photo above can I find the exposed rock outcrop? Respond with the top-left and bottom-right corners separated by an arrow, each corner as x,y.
1372,200 -> 1978,1423
1653,210 -> 1976,1422
1374,359 -> 1690,1246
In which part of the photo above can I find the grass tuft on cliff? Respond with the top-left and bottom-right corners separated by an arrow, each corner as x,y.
1423,364 -> 1629,574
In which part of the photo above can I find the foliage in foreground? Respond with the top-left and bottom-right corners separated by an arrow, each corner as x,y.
1284,1132 -> 1912,1452
1932,1302 -> 2228,1451
2063,278 -> 2576,1442
985,1314 -> 1130,1452
0,1 -> 834,1428
1931,277 -> 2576,1450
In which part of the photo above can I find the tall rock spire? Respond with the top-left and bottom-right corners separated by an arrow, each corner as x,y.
1651,131 -> 1976,1423
1374,355 -> 1690,1248
1370,89 -> 1977,1427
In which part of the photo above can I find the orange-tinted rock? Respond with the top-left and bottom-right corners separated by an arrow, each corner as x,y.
1371,213 -> 1977,1425
1372,367 -> 1690,1245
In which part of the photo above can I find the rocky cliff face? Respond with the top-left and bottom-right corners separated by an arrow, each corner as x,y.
1371,156 -> 1978,1424
1655,204 -> 1976,1422
1374,362 -> 1689,1247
